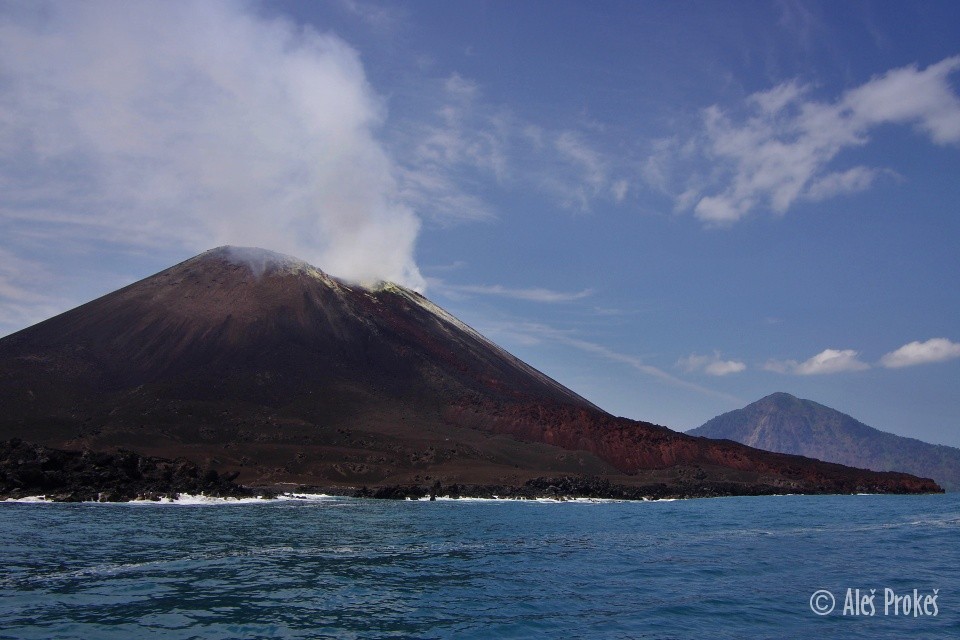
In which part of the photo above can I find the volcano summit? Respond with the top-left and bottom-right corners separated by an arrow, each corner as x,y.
0,247 -> 940,497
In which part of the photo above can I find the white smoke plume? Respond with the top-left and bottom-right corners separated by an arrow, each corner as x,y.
0,0 -> 424,289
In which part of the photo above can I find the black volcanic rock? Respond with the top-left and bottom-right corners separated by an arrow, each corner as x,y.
0,439 -> 265,501
0,248 -> 941,496
689,392 -> 960,491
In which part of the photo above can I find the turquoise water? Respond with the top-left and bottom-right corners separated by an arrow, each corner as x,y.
1,494 -> 958,639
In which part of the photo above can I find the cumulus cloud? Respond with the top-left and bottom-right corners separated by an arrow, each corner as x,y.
679,56 -> 960,224
881,338 -> 960,368
677,352 -> 746,376
0,0 -> 424,288
765,348 -> 870,375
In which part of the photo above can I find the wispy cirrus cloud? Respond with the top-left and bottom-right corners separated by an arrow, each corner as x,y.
393,73 -> 629,222
765,348 -> 871,375
479,320 -> 742,403
0,249 -> 68,335
881,338 -> 960,369
667,56 -> 960,225
431,280 -> 593,303
550,130 -> 616,210
677,352 -> 746,376
334,0 -> 407,34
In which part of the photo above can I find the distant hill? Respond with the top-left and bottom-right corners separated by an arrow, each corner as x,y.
689,392 -> 959,491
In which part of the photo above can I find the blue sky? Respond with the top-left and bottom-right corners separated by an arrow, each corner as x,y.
2,1 -> 959,445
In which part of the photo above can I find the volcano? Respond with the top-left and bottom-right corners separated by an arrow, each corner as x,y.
0,248 -> 940,496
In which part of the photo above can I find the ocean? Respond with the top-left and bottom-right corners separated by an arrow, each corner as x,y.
1,493 -> 957,639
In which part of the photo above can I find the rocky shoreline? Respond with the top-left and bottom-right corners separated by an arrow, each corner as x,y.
2,440 -> 942,503
336,472 -> 941,501
0,439 -> 272,502
349,478 -> 763,501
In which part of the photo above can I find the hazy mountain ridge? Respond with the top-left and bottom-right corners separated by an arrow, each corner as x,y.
690,392 -> 959,491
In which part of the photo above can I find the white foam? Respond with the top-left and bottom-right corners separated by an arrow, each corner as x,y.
413,496 -> 514,503
411,495 -> 627,503
277,493 -> 339,501
134,494 -> 272,504
129,492 -> 341,504
0,492 -> 341,505
3,492 -> 675,505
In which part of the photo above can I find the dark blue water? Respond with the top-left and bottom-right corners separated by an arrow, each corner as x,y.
1,493 -> 957,639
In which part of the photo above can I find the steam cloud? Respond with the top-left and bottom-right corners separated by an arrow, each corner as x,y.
0,0 -> 424,288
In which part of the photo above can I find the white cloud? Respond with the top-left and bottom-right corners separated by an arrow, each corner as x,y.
843,57 -> 960,144
678,56 -> 960,224
750,79 -> 809,114
805,166 -> 885,201
0,1 -> 424,288
881,338 -> 960,368
794,349 -> 870,375
765,348 -> 870,375
694,195 -> 749,225
444,73 -> 481,101
611,179 -> 629,203
703,360 -> 746,376
677,352 -> 746,376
